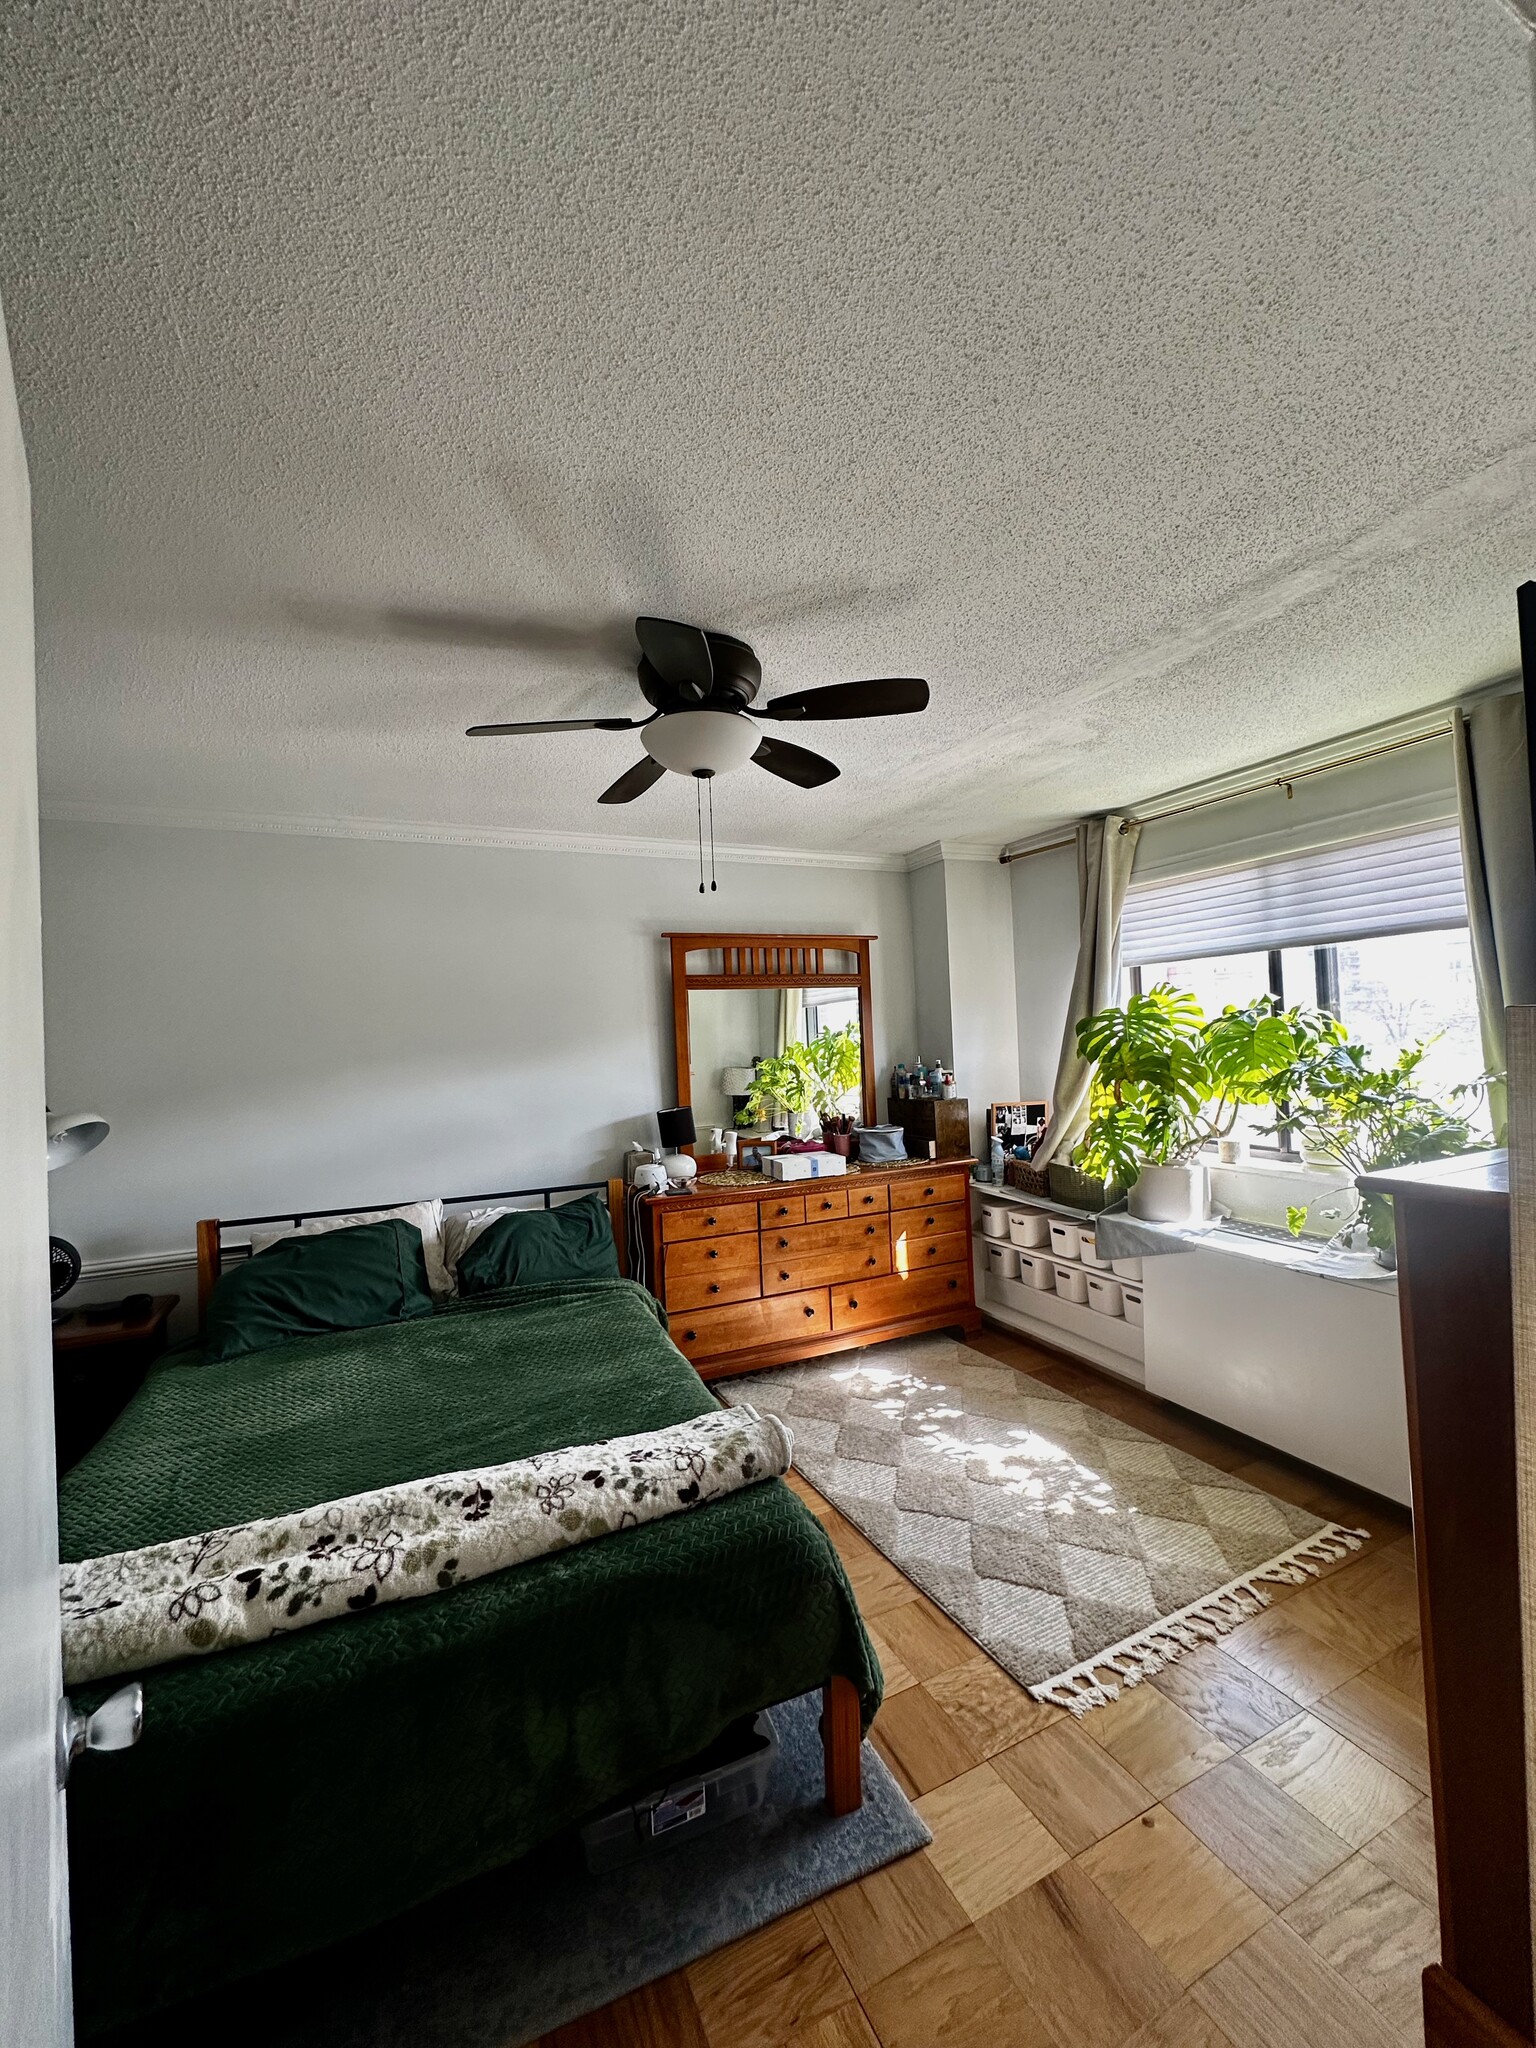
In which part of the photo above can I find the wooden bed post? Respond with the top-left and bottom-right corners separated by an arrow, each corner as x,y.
195,1218 -> 221,1330
821,1675 -> 863,1815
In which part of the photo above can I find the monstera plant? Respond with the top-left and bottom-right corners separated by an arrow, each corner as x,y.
1073,987 -> 1343,1222
743,1025 -> 862,1140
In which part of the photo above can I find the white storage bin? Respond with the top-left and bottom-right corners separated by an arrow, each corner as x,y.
1085,1273 -> 1124,1318
986,1241 -> 1020,1283
1048,1221 -> 1082,1262
1006,1209 -> 1051,1249
1077,1228 -> 1105,1267
1121,1285 -> 1144,1326
1111,1257 -> 1143,1281
980,1203 -> 1009,1240
1053,1262 -> 1089,1305
1015,1251 -> 1056,1291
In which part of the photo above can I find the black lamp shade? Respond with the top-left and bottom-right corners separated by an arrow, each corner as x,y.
656,1106 -> 697,1150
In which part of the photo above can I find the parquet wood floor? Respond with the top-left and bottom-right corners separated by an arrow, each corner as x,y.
539,1329 -> 1432,2048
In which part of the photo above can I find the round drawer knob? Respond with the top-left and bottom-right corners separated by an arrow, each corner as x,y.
684,1329 -> 697,1340
707,1248 -> 719,1259
865,1225 -> 876,1235
866,1256 -> 876,1266
779,1270 -> 790,1281
777,1238 -> 789,1249
705,1216 -> 716,1227
848,1297 -> 859,1308
924,1186 -> 935,1196
708,1283 -> 720,1294
947,1278 -> 958,1290
803,1305 -> 815,1317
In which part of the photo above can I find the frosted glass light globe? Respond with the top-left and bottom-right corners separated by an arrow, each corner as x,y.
642,710 -> 760,778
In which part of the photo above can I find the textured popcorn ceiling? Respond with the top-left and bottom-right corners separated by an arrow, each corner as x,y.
1,0 -> 1534,856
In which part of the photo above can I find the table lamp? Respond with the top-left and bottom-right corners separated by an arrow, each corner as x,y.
656,1106 -> 698,1183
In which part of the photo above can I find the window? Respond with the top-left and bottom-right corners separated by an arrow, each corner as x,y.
1123,822 -> 1486,1151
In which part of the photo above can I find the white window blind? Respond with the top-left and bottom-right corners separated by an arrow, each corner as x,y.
1121,821 -> 1468,965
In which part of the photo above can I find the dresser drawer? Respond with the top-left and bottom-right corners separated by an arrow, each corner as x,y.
890,1200 -> 969,1242
660,1201 -> 759,1244
892,1228 -> 970,1275
846,1180 -> 890,1215
761,1214 -> 885,1259
830,1265 -> 971,1333
765,1236 -> 891,1295
800,1184 -> 849,1221
663,1234 -> 763,1311
670,1289 -> 830,1362
757,1193 -> 807,1228
889,1171 -> 971,1211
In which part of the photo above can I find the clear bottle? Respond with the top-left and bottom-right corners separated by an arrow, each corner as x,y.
894,1063 -> 908,1102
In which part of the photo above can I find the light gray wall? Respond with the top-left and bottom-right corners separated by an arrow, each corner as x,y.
39,823 -> 916,1279
937,858 -> 1020,1153
0,299 -> 71,2048
907,858 -> 953,1071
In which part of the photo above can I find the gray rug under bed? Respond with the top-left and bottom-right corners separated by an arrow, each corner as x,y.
103,1690 -> 926,2048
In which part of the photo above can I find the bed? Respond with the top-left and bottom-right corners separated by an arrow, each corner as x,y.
60,1182 -> 880,2035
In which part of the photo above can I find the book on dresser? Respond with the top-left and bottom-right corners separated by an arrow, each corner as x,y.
639,1159 -> 981,1378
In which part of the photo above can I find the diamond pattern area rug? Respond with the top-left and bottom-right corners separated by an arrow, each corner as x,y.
721,1336 -> 1366,1715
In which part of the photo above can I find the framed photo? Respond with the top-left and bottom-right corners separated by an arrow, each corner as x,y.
737,1135 -> 782,1174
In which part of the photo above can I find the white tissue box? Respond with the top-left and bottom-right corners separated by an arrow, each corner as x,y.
764,1151 -> 848,1180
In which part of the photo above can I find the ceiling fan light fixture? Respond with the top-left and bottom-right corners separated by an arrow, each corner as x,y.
642,710 -> 760,779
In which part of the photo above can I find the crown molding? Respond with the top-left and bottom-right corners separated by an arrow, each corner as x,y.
39,800 -> 910,873
903,840 -> 1004,870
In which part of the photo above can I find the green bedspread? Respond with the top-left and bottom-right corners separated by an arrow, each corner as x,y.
59,1278 -> 879,2034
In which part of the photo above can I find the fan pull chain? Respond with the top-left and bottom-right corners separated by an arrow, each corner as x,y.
696,777 -> 705,894
708,776 -> 717,892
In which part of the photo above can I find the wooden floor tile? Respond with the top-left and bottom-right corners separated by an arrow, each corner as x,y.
872,1597 -> 980,1681
1120,1994 -> 1238,2047
870,1683 -> 981,1796
863,1620 -> 918,1697
1191,1918 -> 1403,2048
1367,1636 -> 1425,1704
1221,1603 -> 1373,1704
780,2006 -> 881,2048
861,1924 -> 1052,2048
827,1522 -> 920,1619
787,1470 -> 835,1518
1359,1798 -> 1439,1911
1147,1645 -> 1298,1749
977,1860 -> 1183,2048
1282,1853 -> 1438,2038
993,1719 -> 1153,1854
1165,1756 -> 1352,1909
1242,1712 -> 1419,1850
538,1970 -> 707,2046
1283,1557 -> 1420,1666
916,1761 -> 1067,1918
1075,1807 -> 1270,1984
1312,1669 -> 1430,1794
922,1657 -> 1061,1757
687,1907 -> 855,2048
813,1850 -> 969,1995
1084,1678 -> 1232,1798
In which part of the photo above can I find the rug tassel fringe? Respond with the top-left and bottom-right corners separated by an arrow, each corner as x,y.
1027,1523 -> 1370,1717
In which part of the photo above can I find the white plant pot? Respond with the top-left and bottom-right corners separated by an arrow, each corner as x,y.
1128,1161 -> 1209,1226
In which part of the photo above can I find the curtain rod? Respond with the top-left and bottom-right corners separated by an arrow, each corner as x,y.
997,721 -> 1454,864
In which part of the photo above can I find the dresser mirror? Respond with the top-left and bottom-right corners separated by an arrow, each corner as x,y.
666,934 -> 878,1143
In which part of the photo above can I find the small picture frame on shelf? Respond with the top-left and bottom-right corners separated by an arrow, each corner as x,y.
989,1100 -> 1049,1155
736,1135 -> 782,1174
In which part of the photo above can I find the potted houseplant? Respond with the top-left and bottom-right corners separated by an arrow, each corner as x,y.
797,1024 -> 863,1152
743,1051 -> 815,1138
1266,1039 -> 1487,1264
1074,987 -> 1339,1223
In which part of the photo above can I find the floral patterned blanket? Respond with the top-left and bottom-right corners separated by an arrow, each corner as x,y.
61,1403 -> 791,1683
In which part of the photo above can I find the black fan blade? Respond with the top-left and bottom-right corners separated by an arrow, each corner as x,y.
598,756 -> 667,804
466,717 -> 641,736
752,736 -> 840,789
635,616 -> 713,704
755,677 -> 929,722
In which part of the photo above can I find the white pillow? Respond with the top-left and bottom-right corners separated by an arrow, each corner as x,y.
248,1199 -> 452,1299
440,1206 -> 511,1276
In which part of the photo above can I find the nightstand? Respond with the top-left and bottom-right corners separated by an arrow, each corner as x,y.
52,1294 -> 178,1473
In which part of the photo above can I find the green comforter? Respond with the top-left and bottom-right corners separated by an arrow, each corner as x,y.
59,1278 -> 879,2034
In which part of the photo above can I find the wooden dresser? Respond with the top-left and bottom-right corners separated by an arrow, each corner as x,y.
639,1160 -> 981,1379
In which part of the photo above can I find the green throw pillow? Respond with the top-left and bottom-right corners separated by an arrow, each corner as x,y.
203,1218 -> 436,1363
455,1192 -> 619,1295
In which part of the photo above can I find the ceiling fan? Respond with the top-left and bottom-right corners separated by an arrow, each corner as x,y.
465,615 -> 929,806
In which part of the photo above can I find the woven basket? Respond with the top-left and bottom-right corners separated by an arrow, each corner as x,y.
1003,1159 -> 1051,1197
1046,1162 -> 1124,1213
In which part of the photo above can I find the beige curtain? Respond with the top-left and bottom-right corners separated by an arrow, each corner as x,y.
1034,815 -> 1142,1167
776,988 -> 804,1055
1454,696 -> 1536,1139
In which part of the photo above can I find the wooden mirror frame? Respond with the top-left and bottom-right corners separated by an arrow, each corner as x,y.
666,933 -> 879,1135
